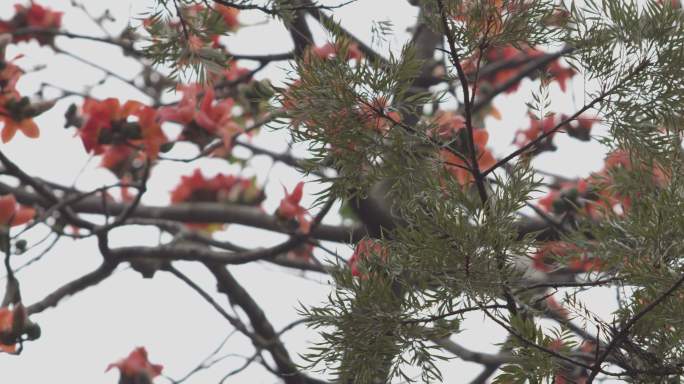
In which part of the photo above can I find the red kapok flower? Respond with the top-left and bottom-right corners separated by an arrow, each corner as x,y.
0,56 -> 23,94
100,145 -> 135,172
0,95 -> 54,143
0,194 -> 35,226
170,169 -> 264,230
287,243 -> 314,262
0,112 -> 39,142
159,85 -> 241,150
221,60 -> 251,82
431,111 -> 496,186
546,60 -> 575,92
215,4 -> 240,30
0,306 -> 17,353
195,87 -> 242,149
431,111 -> 465,140
79,98 -> 143,154
0,303 -> 28,354
135,104 -> 167,159
0,55 -> 48,142
106,347 -> 163,381
277,182 -> 311,234
545,296 -> 569,319
157,84 -> 199,126
538,189 -> 561,213
1,3 -> 63,46
440,128 -> 496,186
513,113 -> 557,148
78,98 -> 166,160
358,97 -> 400,133
348,238 -> 388,277
309,42 -> 363,62
22,3 -> 63,29
171,169 -> 263,204
486,46 -> 528,94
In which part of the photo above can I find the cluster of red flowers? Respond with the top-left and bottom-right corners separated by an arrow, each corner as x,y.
537,150 -> 669,219
0,2 -> 63,46
463,44 -> 576,96
170,169 -> 264,230
106,347 -> 163,384
72,80 -> 250,192
433,111 -> 496,185
0,36 -> 55,143
513,113 -> 598,150
77,98 -> 166,200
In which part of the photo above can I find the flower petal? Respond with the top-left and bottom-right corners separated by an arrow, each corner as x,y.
18,119 -> 39,138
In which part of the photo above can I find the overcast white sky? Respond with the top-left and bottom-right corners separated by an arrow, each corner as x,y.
0,1 -> 620,383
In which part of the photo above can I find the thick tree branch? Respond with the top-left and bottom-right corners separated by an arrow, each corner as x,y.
207,264 -> 306,384
436,0 -> 488,205
0,181 -> 363,243
433,336 -> 513,366
26,260 -> 117,315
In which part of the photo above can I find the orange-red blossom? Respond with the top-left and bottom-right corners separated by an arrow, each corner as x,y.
349,238 -> 389,278
106,347 -> 163,381
0,193 -> 35,227
79,98 -> 167,159
0,54 -> 46,143
0,303 -> 27,353
158,84 -> 241,151
435,112 -> 496,186
277,182 -> 311,234
0,2 -> 63,46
